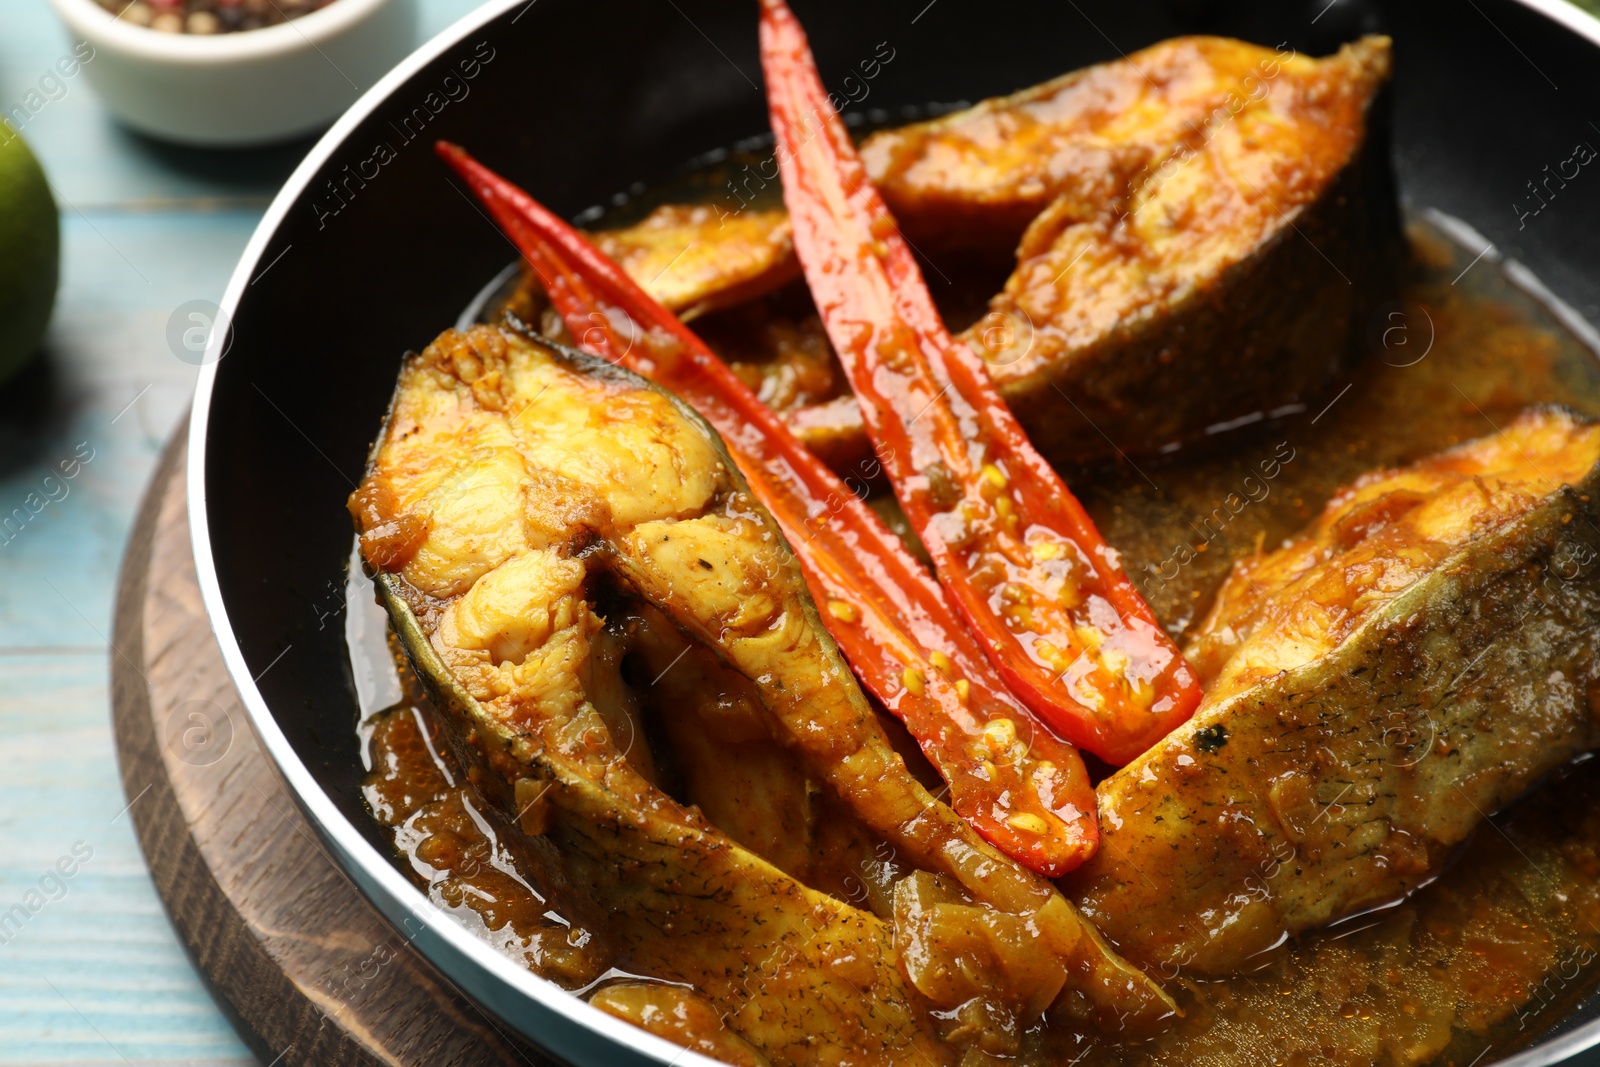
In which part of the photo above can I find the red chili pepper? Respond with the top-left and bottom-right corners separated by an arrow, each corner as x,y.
438,141 -> 1100,875
757,0 -> 1201,765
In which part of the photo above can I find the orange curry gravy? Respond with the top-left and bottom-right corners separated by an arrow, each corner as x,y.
358,217 -> 1600,1064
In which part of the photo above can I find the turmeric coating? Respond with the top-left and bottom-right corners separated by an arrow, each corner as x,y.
589,35 -> 1398,469
342,25 -> 1600,1066
354,337 -> 1600,1064
353,325 -> 1170,1064
1072,409 -> 1600,977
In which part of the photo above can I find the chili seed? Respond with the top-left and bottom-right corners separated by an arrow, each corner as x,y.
826,599 -> 860,623
982,717 -> 1018,748
1057,581 -> 1084,611
1030,539 -> 1064,561
1008,812 -> 1051,834
1074,624 -> 1104,653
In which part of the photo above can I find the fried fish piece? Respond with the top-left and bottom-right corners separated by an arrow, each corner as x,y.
588,36 -> 1399,468
590,204 -> 799,319
954,35 -> 1399,463
860,37 -> 1382,250
1068,408 -> 1600,975
353,325 -> 1172,1062
589,983 -> 771,1067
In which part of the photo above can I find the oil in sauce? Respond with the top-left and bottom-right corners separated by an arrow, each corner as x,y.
1056,214 -> 1600,1065
351,202 -> 1600,1065
1078,213 -> 1600,642
358,642 -> 609,990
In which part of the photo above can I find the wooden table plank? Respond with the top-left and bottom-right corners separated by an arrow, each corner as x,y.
0,653 -> 256,1066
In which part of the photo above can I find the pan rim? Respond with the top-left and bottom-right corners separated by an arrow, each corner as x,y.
182,1 -> 729,1063
184,0 -> 1600,1063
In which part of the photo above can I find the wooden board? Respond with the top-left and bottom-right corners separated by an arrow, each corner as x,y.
110,426 -> 555,1067
0,5 -> 496,1059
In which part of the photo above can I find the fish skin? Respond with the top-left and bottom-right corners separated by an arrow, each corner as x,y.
383,576 -> 939,1064
364,329 -> 948,1064
966,35 -> 1401,465
359,325 -> 1172,1060
1068,411 -> 1600,975
581,37 -> 1402,468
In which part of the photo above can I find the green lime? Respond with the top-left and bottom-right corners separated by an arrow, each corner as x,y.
0,130 -> 59,387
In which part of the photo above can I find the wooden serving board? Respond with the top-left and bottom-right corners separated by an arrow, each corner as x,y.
110,426 -> 555,1067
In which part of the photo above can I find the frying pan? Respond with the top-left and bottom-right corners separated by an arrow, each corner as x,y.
185,0 -> 1600,1063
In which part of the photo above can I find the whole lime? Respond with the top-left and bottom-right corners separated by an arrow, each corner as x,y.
0,131 -> 59,386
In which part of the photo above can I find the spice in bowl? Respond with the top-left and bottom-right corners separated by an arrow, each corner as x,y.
95,0 -> 339,34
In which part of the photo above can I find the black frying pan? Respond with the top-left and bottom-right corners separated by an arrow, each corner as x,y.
186,0 -> 1600,1062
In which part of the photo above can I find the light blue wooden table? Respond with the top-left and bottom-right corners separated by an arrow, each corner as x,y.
0,3 -> 481,1062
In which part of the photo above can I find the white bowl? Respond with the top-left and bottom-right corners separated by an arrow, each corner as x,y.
47,0 -> 418,147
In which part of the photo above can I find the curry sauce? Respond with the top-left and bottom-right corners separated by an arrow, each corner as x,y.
360,665 -> 1600,1066
352,210 -> 1600,1065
